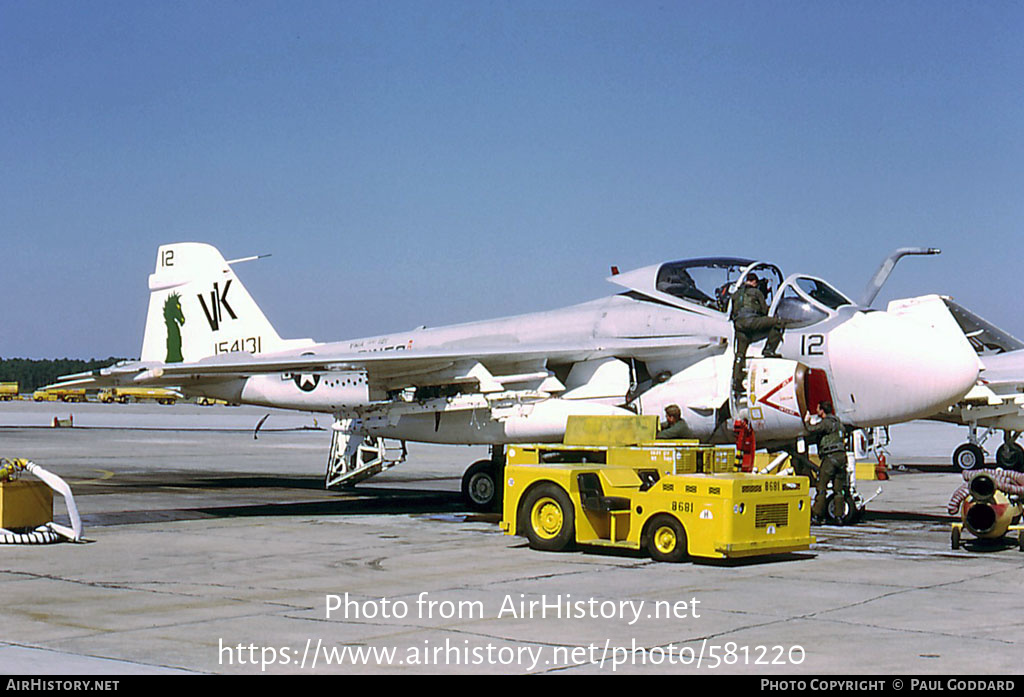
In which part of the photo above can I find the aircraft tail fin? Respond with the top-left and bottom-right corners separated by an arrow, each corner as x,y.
140,242 -> 315,364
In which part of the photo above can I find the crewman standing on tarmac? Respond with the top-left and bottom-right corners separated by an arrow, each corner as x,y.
805,400 -> 848,524
731,273 -> 786,395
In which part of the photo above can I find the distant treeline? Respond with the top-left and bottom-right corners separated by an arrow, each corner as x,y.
0,358 -> 128,392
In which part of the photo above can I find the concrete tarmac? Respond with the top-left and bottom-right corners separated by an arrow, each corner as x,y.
1,402 -> 1021,675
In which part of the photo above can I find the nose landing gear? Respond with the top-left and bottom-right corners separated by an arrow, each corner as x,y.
952,427 -> 1024,472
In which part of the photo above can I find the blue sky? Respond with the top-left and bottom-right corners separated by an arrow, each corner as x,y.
2,1 -> 1022,358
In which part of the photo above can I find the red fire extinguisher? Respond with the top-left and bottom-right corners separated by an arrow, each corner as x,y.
733,419 -> 756,472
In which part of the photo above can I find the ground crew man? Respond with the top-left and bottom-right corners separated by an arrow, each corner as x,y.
656,404 -> 694,440
731,273 -> 786,394
805,400 -> 848,523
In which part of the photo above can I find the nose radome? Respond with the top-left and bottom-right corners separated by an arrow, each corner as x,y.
826,312 -> 980,426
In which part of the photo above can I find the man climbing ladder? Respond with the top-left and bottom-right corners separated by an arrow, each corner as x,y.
731,273 -> 786,395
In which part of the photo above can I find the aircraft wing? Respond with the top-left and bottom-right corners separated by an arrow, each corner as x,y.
941,298 -> 1024,355
933,353 -> 1024,429
976,349 -> 1024,395
48,334 -> 723,392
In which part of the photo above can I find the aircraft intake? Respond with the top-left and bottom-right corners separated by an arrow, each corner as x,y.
635,355 -> 819,443
744,358 -> 817,439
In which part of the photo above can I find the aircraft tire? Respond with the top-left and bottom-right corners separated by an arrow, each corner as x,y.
951,526 -> 960,551
1018,530 -> 1023,552
825,493 -> 858,525
645,514 -> 688,563
953,443 -> 985,471
521,483 -> 575,552
996,442 -> 1024,471
461,459 -> 499,512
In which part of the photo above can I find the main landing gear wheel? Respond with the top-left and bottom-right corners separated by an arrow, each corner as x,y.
996,442 -> 1024,471
951,526 -> 961,551
461,460 -> 498,512
645,514 -> 688,563
953,443 -> 985,471
521,483 -> 575,552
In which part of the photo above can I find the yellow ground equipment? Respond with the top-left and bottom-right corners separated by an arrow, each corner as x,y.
949,470 -> 1024,551
563,414 -> 659,446
33,388 -> 86,402
0,479 -> 52,530
99,387 -> 180,404
196,396 -> 237,406
0,382 -> 18,401
501,442 -> 813,562
755,450 -> 886,481
0,458 -> 83,544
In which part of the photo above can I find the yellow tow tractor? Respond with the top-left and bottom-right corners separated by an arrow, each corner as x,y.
500,416 -> 814,562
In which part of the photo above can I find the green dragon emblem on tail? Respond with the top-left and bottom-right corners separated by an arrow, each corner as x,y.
163,292 -> 185,363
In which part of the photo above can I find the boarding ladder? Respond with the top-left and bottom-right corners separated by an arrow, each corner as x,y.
325,419 -> 408,489
729,346 -> 757,471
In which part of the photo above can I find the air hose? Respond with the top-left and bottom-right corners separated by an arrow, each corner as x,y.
947,468 -> 1024,515
0,458 -> 83,544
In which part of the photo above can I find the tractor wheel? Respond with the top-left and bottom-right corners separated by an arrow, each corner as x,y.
521,483 -> 575,552
645,514 -> 688,563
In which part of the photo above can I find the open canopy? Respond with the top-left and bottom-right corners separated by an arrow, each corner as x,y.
609,256 -> 854,326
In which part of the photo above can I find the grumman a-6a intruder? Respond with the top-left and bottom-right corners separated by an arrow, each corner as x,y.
52,243 -> 980,509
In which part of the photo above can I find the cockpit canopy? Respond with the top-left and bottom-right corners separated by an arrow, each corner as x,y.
610,256 -> 854,327
654,257 -> 773,311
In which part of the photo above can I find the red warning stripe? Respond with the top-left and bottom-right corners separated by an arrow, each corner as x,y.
756,375 -> 800,417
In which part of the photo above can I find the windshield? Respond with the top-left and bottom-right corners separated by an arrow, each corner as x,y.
656,258 -> 756,311
771,275 -> 853,328
774,287 -> 829,327
794,277 -> 852,310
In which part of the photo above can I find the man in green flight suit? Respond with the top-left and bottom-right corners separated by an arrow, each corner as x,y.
731,273 -> 786,394
656,404 -> 694,440
804,400 -> 849,524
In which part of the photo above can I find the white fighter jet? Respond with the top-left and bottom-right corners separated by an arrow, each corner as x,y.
53,243 -> 980,508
